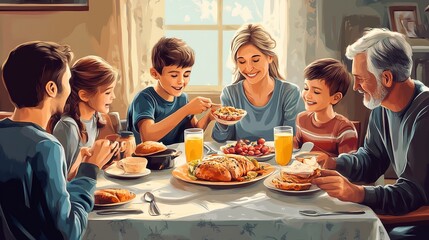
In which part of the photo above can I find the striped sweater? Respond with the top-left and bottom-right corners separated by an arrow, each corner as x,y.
294,111 -> 358,157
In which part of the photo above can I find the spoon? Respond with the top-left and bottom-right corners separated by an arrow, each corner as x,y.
144,192 -> 161,216
299,209 -> 365,217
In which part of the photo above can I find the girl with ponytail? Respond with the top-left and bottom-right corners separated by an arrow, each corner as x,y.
50,55 -> 118,179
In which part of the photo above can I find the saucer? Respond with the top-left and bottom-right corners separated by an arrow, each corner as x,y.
104,164 -> 151,178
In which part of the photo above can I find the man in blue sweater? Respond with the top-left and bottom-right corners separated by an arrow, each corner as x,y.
312,28 -> 429,239
0,41 -> 118,239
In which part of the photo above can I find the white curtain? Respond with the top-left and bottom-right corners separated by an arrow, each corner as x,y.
113,0 -> 164,114
112,0 -> 314,115
263,0 -> 315,89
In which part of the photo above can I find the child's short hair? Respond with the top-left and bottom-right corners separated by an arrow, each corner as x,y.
304,58 -> 351,97
151,37 -> 195,74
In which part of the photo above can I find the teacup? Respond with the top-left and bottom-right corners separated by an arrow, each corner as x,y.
117,157 -> 147,174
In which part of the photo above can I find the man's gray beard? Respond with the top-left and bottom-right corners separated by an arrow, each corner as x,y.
363,80 -> 388,110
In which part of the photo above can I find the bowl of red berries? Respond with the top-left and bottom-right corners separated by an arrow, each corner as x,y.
220,138 -> 275,162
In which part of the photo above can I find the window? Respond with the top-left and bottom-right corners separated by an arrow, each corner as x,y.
165,0 -> 264,92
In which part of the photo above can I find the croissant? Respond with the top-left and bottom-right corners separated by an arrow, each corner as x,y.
102,189 -> 133,202
94,190 -> 120,204
194,160 -> 232,182
193,154 -> 258,182
94,188 -> 133,204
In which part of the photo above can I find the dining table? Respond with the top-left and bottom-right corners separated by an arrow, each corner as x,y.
83,141 -> 389,240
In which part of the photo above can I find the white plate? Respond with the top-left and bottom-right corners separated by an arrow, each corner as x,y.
212,111 -> 247,125
94,189 -> 136,208
172,162 -> 276,186
263,174 -> 321,194
104,164 -> 151,178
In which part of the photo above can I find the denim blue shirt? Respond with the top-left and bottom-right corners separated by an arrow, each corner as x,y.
126,86 -> 192,145
0,118 -> 98,240
212,78 -> 304,142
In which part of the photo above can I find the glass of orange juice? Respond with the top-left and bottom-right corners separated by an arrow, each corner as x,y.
274,126 -> 293,166
184,128 -> 204,163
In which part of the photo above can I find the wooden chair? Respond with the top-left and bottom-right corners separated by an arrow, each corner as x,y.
351,120 -> 362,147
97,112 -> 122,140
378,206 -> 429,227
0,111 -> 13,120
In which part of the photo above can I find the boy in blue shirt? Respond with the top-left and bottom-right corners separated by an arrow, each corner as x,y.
127,37 -> 215,145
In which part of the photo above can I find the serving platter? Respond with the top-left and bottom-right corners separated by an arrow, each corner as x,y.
263,174 -> 321,194
172,162 -> 276,186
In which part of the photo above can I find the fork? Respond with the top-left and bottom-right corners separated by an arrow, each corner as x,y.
204,144 -> 218,155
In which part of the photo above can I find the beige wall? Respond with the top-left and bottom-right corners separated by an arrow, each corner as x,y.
0,0 -> 122,113
1,0 -> 428,143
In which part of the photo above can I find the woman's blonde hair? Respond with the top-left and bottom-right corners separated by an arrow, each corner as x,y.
230,24 -> 284,84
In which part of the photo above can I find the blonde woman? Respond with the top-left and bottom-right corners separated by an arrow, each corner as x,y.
212,24 -> 304,142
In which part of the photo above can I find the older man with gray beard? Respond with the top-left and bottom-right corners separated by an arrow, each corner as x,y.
311,28 -> 429,239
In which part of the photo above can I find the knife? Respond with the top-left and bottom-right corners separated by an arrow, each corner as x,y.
96,209 -> 143,215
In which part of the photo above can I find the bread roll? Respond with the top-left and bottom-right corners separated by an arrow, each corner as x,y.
135,141 -> 167,155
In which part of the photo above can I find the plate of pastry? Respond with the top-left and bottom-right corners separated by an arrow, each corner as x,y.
94,188 -> 136,207
264,174 -> 321,194
172,154 -> 276,186
212,106 -> 247,125
263,160 -> 321,194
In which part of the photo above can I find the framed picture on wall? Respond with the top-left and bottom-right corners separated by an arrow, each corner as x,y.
388,5 -> 420,38
0,0 -> 88,11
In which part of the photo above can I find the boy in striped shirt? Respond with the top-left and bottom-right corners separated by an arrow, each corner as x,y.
294,58 -> 358,157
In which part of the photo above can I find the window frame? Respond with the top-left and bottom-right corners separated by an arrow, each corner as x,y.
164,0 -> 242,93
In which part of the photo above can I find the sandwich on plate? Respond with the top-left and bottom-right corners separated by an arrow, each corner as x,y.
272,158 -> 321,191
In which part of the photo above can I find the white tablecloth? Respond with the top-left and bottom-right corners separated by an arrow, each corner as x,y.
84,142 -> 389,240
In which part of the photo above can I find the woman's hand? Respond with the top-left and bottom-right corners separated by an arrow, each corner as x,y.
312,169 -> 365,203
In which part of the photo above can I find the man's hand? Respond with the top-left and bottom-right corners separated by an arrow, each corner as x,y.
186,97 -> 213,115
83,139 -> 120,169
312,169 -> 365,203
312,151 -> 337,169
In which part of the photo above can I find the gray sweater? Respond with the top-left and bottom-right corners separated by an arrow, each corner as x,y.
337,80 -> 429,215
53,115 -> 98,171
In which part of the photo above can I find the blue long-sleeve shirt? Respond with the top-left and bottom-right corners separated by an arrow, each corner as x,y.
337,80 -> 429,215
212,78 -> 304,142
0,118 -> 99,240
